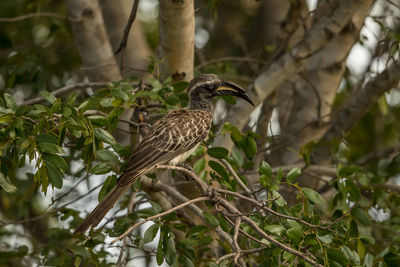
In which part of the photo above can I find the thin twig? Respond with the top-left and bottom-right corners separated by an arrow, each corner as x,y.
195,56 -> 267,70
233,217 -> 242,266
155,165 -> 323,267
0,183 -> 102,226
115,0 -> 140,55
217,188 -> 331,231
220,159 -> 252,196
216,247 -> 267,264
0,12 -> 80,22
111,196 -> 209,244
20,82 -> 111,106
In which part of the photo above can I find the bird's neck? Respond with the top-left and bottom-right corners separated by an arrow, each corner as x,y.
189,98 -> 214,112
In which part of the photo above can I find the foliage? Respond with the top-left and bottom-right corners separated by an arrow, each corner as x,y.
1,0 -> 400,266
0,77 -> 398,266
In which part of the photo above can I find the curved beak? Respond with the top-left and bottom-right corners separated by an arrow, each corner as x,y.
214,81 -> 255,106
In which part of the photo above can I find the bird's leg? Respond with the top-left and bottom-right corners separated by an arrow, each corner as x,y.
176,163 -> 194,181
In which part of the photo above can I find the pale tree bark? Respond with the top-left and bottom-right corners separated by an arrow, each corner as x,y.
159,0 -> 194,81
215,0 -> 373,151
66,0 -> 121,81
99,0 -> 152,78
274,0 -> 374,166
316,58 -> 400,159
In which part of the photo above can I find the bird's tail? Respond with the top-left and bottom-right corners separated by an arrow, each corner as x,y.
74,174 -> 138,234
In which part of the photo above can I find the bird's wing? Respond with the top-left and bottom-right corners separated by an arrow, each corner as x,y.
118,109 -> 212,185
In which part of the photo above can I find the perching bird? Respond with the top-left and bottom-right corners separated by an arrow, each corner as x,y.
74,74 -> 254,234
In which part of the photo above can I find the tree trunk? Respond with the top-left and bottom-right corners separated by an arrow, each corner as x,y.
158,0 -> 194,81
66,0 -> 121,82
99,0 -> 152,78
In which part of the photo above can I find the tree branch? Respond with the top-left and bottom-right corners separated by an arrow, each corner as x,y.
111,196 -> 209,244
114,0 -> 140,55
0,12 -> 80,22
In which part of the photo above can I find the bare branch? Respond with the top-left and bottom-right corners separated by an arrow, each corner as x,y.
111,196 -> 209,244
0,12 -> 80,22
153,164 -> 323,267
20,82 -> 110,106
114,0 -> 140,55
233,217 -> 242,266
321,59 -> 400,142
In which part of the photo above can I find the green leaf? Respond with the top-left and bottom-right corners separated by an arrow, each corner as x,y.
4,93 -> 17,111
94,128 -> 117,145
351,207 -> 370,225
264,224 -> 285,236
37,142 -> 64,154
164,236 -> 177,265
207,147 -> 229,159
193,158 -> 206,175
271,190 -> 287,206
208,160 -> 229,180
95,149 -> 118,162
90,163 -> 113,175
98,175 -> 117,201
259,175 -> 269,188
0,173 -> 17,193
144,224 -> 159,244
346,180 -> 361,201
173,81 -> 189,93
165,95 -> 180,105
46,164 -> 63,189
36,134 -> 58,144
363,253 -> 373,267
217,213 -> 229,232
244,135 -> 257,159
43,153 -> 68,172
149,78 -> 163,91
286,228 -> 303,244
110,88 -> 129,101
202,212 -> 219,227
318,234 -> 333,244
327,248 -> 349,266
70,245 -> 90,259
179,255 -> 195,267
302,187 -> 325,204
87,115 -> 108,127
258,161 -> 272,177
40,90 -> 57,104
156,234 -> 164,265
286,167 -> 301,183
186,225 -> 208,238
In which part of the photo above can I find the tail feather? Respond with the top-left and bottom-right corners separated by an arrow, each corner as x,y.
74,175 -> 138,234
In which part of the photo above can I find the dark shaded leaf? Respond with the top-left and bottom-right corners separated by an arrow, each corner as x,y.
40,90 -> 57,104
286,167 -> 301,183
207,147 -> 229,159
94,128 -> 117,145
4,93 -> 17,111
46,164 -> 63,189
95,149 -> 118,162
351,207 -> 370,225
203,212 -> 219,227
302,187 -> 325,204
90,163 -> 113,175
0,173 -> 17,193
144,223 -> 159,244
43,153 -> 68,172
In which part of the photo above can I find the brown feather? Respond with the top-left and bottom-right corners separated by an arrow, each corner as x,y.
74,108 -> 212,233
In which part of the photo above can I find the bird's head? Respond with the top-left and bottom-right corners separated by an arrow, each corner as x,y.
188,74 -> 254,110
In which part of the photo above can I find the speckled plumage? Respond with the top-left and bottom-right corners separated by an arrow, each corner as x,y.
74,74 -> 253,234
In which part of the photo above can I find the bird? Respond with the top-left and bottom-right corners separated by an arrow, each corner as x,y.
74,73 -> 254,234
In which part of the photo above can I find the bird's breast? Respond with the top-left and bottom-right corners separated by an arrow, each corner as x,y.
169,144 -> 200,165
